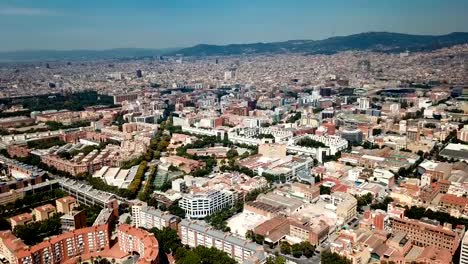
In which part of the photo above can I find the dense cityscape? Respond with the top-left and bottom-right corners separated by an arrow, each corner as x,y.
1,2 -> 468,264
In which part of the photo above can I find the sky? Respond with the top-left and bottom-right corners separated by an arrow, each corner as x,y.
0,0 -> 467,51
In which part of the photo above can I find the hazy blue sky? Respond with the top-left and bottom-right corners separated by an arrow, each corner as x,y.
1,0 -> 467,51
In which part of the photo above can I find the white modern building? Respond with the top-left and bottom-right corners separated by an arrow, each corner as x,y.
179,189 -> 237,219
358,97 -> 370,110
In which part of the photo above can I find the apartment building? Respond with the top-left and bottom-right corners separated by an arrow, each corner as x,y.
331,192 -> 358,224
179,219 -> 266,263
33,204 -> 56,221
390,217 -> 463,255
439,194 -> 468,214
179,189 -> 236,219
57,178 -> 118,209
461,231 -> 468,264
131,204 -> 179,230
117,224 -> 159,264
0,225 -> 110,264
0,190 -> 25,206
56,196 -> 77,214
0,180 -> 58,208
9,213 -> 33,228
40,155 -> 88,176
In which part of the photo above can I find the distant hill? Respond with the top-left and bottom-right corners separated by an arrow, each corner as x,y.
0,48 -> 180,63
169,32 -> 468,56
2,32 -> 467,62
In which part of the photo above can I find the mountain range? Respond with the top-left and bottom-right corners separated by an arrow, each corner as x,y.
171,32 -> 468,56
1,32 -> 467,62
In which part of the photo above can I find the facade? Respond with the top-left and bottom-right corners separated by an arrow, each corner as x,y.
117,224 -> 159,264
0,225 -> 110,264
132,204 -> 179,230
60,210 -> 87,232
33,204 -> 56,221
9,213 -> 33,228
439,194 -> 468,214
186,146 -> 231,158
357,97 -> 370,110
6,144 -> 31,158
390,217 -> 463,255
179,219 -> 266,263
56,196 -> 77,214
332,192 -> 358,224
290,219 -> 329,246
341,128 -> 364,145
57,178 -> 119,209
113,93 -> 139,104
461,231 -> 468,264
179,189 -> 236,219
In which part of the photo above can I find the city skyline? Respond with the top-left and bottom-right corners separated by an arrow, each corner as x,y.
1,0 -> 468,51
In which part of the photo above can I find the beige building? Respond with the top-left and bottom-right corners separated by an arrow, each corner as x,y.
390,217 -> 462,255
9,213 -> 33,228
0,190 -> 25,206
0,231 -> 27,264
56,196 -> 78,214
333,192 -> 358,224
33,204 -> 56,221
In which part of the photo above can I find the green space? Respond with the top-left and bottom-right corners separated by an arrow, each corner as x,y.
138,165 -> 158,202
45,120 -> 91,130
205,203 -> 243,232
13,213 -> 64,246
320,185 -> 331,195
266,256 -> 286,264
370,197 -> 394,210
296,137 -> 326,148
404,205 -> 468,228
321,251 -> 352,264
356,193 -> 373,207
0,91 -> 114,112
279,241 -> 316,258
75,204 -> 103,226
27,137 -> 66,149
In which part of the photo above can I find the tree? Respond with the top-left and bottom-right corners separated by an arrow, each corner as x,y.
296,137 -> 326,148
13,213 -> 63,245
0,217 -> 11,230
150,227 -> 182,254
291,243 -> 303,258
300,241 -> 315,258
357,193 -> 373,207
168,203 -> 186,218
372,128 -> 382,136
370,196 -> 394,210
226,149 -> 239,159
320,185 -> 331,195
266,256 -> 286,264
175,246 -> 236,264
280,241 -> 291,255
321,251 -> 352,264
